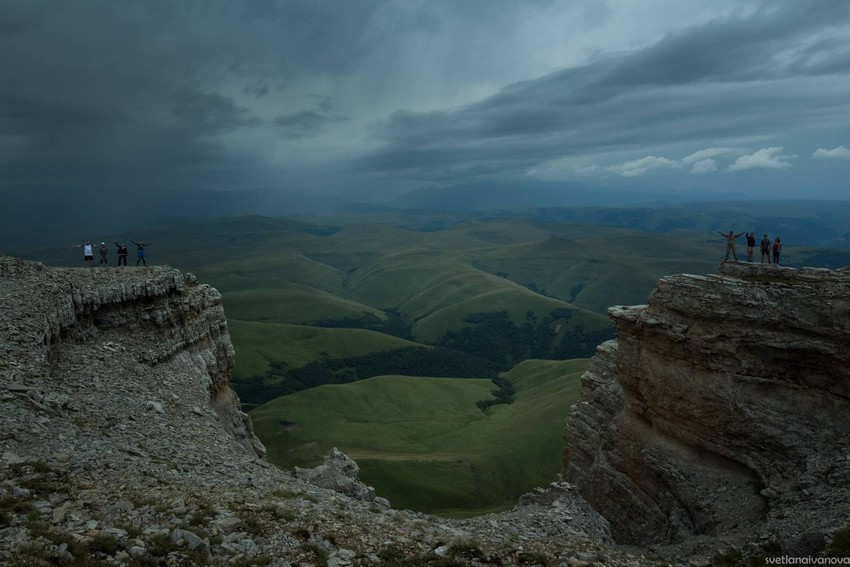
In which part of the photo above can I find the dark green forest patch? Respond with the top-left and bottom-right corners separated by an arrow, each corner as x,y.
312,308 -> 412,339
234,346 -> 497,406
235,309 -> 611,409
437,310 -> 612,370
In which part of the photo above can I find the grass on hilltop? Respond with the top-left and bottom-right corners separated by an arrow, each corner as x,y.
228,320 -> 421,380
223,287 -> 384,325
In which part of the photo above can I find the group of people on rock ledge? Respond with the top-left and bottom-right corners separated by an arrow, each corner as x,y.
75,240 -> 153,267
719,231 -> 782,264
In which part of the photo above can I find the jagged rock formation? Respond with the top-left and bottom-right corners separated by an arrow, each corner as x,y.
294,448 -> 392,510
565,261 -> 850,553
0,256 -> 630,566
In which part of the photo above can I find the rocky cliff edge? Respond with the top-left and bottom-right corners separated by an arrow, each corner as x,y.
1,255 -> 265,459
565,261 -> 850,555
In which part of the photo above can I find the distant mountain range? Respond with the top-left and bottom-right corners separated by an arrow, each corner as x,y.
390,180 -> 707,211
0,186 -> 391,246
3,180 -> 849,248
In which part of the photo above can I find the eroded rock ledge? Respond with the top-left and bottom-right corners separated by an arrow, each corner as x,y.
564,261 -> 850,552
0,255 -> 264,458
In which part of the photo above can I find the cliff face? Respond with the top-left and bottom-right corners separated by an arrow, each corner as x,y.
565,262 -> 850,548
0,255 -> 264,458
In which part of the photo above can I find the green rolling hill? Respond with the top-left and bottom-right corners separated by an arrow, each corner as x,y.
250,358 -> 588,516
472,229 -> 721,312
228,321 -> 422,380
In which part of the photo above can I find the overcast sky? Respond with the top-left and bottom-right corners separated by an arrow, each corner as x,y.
3,0 -> 850,205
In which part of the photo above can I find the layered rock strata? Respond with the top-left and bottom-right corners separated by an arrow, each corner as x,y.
0,255 -> 264,458
565,261 -> 850,550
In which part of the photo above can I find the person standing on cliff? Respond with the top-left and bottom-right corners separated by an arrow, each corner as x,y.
114,241 -> 128,266
131,239 -> 152,266
745,232 -> 756,262
718,230 -> 744,261
773,236 -> 782,265
760,233 -> 772,264
76,241 -> 94,267
98,242 -> 109,266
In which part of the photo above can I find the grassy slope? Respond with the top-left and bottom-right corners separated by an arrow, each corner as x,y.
472,229 -> 720,313
250,358 -> 587,516
344,249 -> 608,342
223,287 -> 385,325
229,321 -> 423,379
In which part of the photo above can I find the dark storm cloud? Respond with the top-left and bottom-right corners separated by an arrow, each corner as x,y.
170,91 -> 260,136
600,1 -> 850,87
0,3 -> 43,35
243,80 -> 271,99
0,2 -> 250,191
0,0 -> 383,194
272,111 -> 335,139
2,0 -> 850,213
272,96 -> 343,139
367,1 -> 850,185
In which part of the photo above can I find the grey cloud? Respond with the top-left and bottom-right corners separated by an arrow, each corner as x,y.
2,0 -> 850,210
273,111 -> 335,139
610,156 -> 680,177
0,1 -> 46,35
600,1 -> 850,89
243,80 -> 270,98
169,91 -> 260,136
689,159 -> 718,174
272,96 -> 342,139
0,1 -> 274,192
728,147 -> 792,172
789,37 -> 850,76
366,2 -> 850,184
813,146 -> 850,160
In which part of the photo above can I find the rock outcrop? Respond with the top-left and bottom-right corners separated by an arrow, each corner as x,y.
0,256 -> 635,566
0,255 -> 264,458
294,448 -> 391,510
565,261 -> 850,553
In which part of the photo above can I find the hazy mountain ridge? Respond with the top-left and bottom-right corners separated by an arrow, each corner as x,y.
6,180 -> 850,250
390,180 -> 709,211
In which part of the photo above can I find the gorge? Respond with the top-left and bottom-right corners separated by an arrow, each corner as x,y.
1,255 -> 848,564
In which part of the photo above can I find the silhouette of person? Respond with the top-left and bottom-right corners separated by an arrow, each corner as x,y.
114,241 -> 128,266
773,236 -> 782,265
76,241 -> 94,267
760,234 -> 771,264
131,240 -> 152,266
98,242 -> 108,265
718,230 -> 744,261
745,232 -> 756,262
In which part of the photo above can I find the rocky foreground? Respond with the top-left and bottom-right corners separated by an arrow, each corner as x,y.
0,256 -> 638,567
